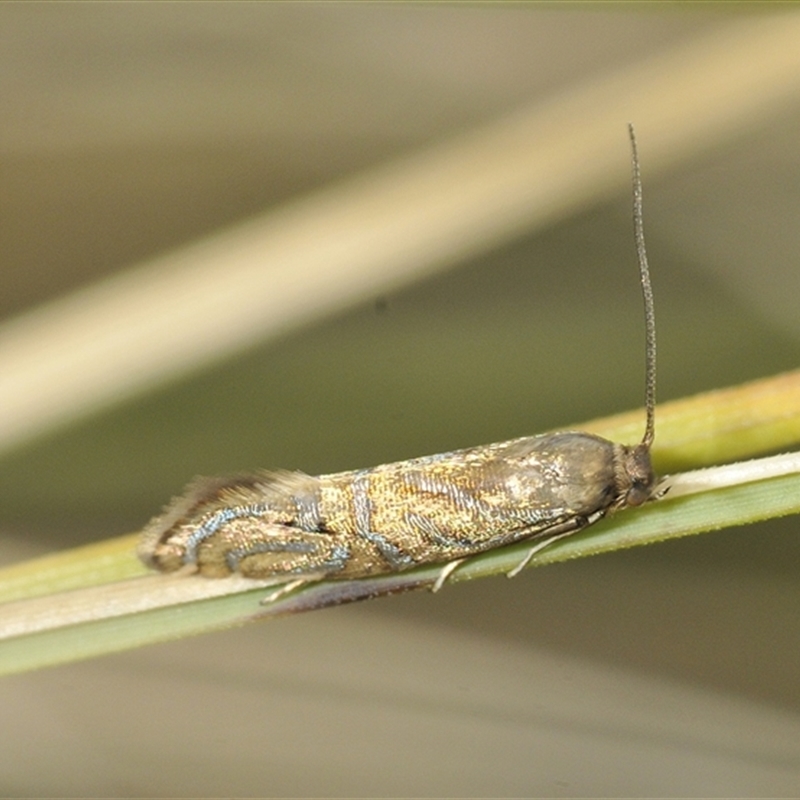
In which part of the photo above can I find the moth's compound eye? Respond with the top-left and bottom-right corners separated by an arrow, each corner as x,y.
626,482 -> 651,507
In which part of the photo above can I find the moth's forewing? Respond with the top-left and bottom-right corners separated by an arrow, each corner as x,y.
139,432 -> 645,580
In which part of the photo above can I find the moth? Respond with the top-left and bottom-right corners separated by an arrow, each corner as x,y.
139,124 -> 658,599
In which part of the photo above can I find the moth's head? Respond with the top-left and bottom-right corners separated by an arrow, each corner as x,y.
615,441 -> 656,509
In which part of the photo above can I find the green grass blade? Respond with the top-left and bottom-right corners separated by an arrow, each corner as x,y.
1,369 -> 799,675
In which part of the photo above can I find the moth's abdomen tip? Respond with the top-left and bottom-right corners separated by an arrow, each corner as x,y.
137,531 -> 186,573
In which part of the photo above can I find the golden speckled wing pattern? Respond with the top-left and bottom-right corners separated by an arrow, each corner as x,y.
138,432 -> 640,580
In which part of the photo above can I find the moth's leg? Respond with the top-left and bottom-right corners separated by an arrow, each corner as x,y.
261,577 -> 323,605
430,558 -> 466,593
431,515 -> 590,591
506,530 -> 576,577
506,512 -> 602,578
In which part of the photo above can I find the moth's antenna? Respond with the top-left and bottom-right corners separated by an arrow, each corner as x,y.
628,123 -> 656,450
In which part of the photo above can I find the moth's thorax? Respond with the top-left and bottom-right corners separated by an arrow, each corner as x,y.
494,431 -> 653,516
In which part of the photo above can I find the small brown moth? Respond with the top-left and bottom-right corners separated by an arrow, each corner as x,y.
139,124 -> 658,599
